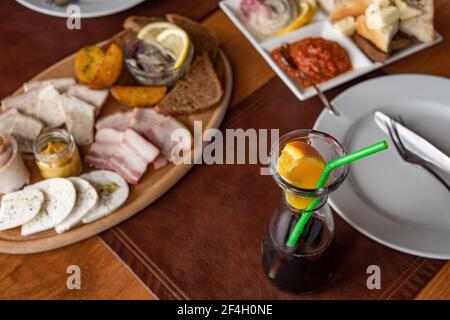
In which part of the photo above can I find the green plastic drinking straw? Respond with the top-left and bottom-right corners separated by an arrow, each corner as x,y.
285,140 -> 389,248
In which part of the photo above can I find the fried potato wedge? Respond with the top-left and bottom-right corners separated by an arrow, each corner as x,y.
75,46 -> 105,85
111,86 -> 168,108
90,43 -> 124,89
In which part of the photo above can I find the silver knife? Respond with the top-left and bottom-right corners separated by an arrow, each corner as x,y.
374,111 -> 450,172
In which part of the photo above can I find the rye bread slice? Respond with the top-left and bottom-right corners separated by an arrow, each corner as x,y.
166,14 -> 219,58
155,53 -> 223,116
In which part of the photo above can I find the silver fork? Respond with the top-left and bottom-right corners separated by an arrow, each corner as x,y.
386,116 -> 450,192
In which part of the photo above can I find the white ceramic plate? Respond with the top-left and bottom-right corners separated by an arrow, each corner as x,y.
15,0 -> 146,18
314,74 -> 450,259
220,0 -> 443,100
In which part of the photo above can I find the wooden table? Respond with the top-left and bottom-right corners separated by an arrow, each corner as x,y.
0,0 -> 449,300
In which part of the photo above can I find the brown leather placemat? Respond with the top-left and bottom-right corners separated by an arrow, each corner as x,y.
101,75 -> 445,299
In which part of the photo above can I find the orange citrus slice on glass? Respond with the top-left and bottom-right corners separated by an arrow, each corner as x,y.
277,141 -> 325,209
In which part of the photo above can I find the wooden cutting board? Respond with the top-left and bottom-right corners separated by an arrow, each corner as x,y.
0,33 -> 233,254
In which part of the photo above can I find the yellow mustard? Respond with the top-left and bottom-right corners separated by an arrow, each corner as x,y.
34,129 -> 82,179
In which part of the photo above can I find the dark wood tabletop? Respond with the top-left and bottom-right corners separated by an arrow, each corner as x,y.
0,0 -> 449,299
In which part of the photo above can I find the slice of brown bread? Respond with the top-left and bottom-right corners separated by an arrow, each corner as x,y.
166,14 -> 219,58
156,53 -> 223,116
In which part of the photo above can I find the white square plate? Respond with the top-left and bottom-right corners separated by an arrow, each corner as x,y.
260,21 -> 373,100
220,0 -> 443,100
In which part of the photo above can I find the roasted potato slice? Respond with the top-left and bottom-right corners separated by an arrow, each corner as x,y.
75,46 -> 105,85
90,42 -> 124,89
111,86 -> 168,108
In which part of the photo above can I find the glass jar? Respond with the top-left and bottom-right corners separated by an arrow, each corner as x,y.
125,39 -> 194,86
262,129 -> 349,294
33,128 -> 82,179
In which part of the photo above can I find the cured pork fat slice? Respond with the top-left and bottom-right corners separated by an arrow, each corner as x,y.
86,128 -> 159,184
93,108 -> 192,167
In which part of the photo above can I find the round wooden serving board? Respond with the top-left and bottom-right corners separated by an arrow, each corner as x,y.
0,36 -> 233,254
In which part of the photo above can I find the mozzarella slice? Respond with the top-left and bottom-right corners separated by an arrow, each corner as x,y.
21,178 -> 76,236
55,177 -> 98,234
80,170 -> 129,224
0,189 -> 44,231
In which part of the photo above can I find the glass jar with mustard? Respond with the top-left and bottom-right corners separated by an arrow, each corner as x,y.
33,128 -> 82,179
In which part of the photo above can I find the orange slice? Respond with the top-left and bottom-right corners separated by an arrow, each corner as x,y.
277,141 -> 325,209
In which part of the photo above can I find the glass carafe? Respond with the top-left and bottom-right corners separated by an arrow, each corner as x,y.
262,129 -> 349,294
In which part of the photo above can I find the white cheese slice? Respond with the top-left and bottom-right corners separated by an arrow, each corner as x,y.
394,0 -> 422,20
81,170 -> 129,224
366,4 -> 400,29
334,16 -> 356,36
21,178 -> 76,236
55,177 -> 98,233
0,189 -> 44,231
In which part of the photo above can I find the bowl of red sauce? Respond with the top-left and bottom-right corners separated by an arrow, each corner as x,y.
272,37 -> 352,88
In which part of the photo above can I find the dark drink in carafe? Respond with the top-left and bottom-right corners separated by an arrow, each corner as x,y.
262,214 -> 336,294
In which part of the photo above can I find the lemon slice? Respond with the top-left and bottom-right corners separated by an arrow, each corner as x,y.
137,22 -> 180,42
277,1 -> 317,36
156,28 -> 190,68
305,0 -> 318,11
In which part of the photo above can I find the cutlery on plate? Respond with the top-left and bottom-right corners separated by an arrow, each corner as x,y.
374,111 -> 450,192
374,111 -> 450,171
280,43 -> 340,116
